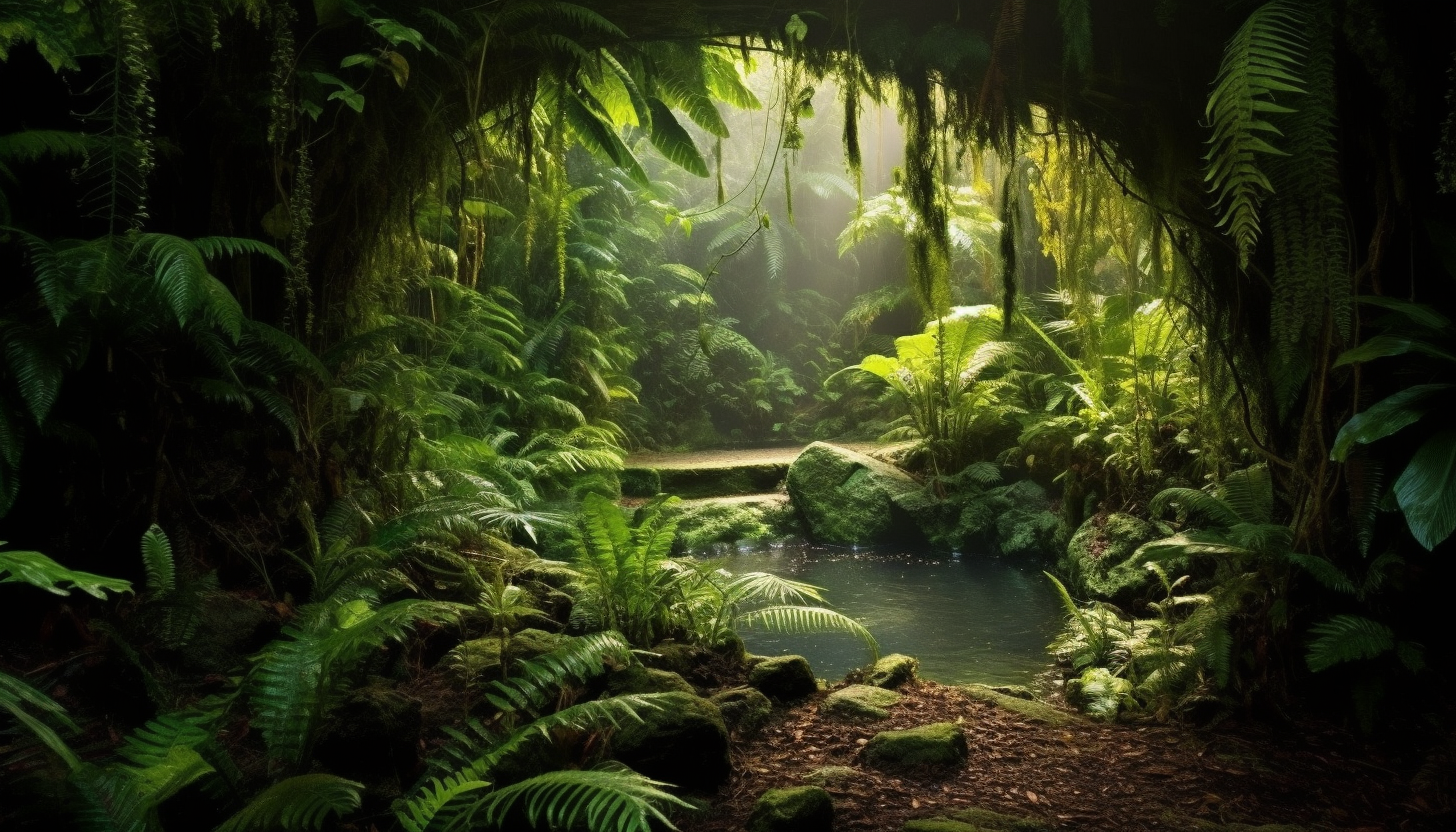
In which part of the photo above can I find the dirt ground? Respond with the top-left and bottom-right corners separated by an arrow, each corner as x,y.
680,680 -> 1426,832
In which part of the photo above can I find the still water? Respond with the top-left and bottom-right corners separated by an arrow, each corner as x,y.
722,544 -> 1064,687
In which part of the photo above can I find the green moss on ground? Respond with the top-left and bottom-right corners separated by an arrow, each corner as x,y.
959,684 -> 1076,726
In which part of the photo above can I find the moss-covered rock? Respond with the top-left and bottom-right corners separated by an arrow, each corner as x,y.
821,684 -> 901,720
671,496 -> 799,551
960,684 -> 1076,726
747,786 -> 834,832
502,628 -> 571,666
862,722 -> 968,769
711,686 -> 773,735
1060,513 -> 1163,603
748,654 -> 818,701
903,807 -> 1052,832
609,691 -> 730,792
985,684 -> 1034,700
865,653 -> 919,689
620,467 -> 662,497
604,666 -> 697,696
655,463 -> 788,499
786,442 -> 930,545
801,765 -> 864,789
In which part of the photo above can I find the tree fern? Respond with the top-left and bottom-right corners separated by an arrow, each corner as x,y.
214,774 -> 363,832
1203,0 -> 1308,267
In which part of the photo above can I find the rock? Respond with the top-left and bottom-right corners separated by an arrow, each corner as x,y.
904,807 -> 1051,832
862,722 -> 968,769
748,655 -> 817,701
609,691 -> 730,791
960,684 -> 1076,726
314,680 -> 421,797
1060,513 -> 1163,604
865,653 -> 919,689
501,628 -> 570,666
821,685 -> 901,720
801,765 -> 864,789
175,593 -> 278,675
711,686 -> 773,735
747,786 -> 834,832
671,496 -> 801,551
986,685 -> 1034,700
654,463 -> 788,500
605,666 -> 697,696
995,509 -> 1064,561
786,442 -> 930,545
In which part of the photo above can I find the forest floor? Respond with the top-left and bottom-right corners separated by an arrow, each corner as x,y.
680,679 -> 1423,832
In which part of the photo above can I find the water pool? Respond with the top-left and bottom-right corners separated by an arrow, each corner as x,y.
721,544 -> 1064,687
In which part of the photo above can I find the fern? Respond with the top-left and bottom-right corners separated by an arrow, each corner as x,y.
0,670 -> 81,770
735,605 -> 879,660
139,524 -> 174,595
1203,0 -> 1308,267
478,763 -> 692,832
397,765 -> 491,832
484,631 -> 634,714
1305,614 -> 1396,672
214,774 -> 363,832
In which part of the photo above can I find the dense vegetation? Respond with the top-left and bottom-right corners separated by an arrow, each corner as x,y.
3,1 -> 1455,829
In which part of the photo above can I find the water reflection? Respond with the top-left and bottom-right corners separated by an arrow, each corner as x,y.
722,544 -> 1063,687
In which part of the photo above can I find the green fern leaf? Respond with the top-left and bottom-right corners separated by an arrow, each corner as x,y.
479,764 -> 691,832
397,766 -> 490,832
0,669 -> 81,770
1306,614 -> 1395,672
214,773 -> 363,832
135,234 -> 211,326
736,605 -> 879,660
1203,0 -> 1308,267
140,524 -> 175,595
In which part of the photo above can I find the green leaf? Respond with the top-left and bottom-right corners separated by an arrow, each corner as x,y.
785,14 -> 808,42
645,98 -> 708,177
215,773 -> 364,832
561,89 -> 649,186
1392,428 -> 1456,550
1334,335 -> 1456,367
1330,384 -> 1452,461
0,547 -> 132,598
1305,614 -> 1394,672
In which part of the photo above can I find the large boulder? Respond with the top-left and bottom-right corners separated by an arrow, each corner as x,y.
711,686 -> 774,735
747,786 -> 834,832
786,442 -> 930,545
1060,513 -> 1162,604
609,691 -> 730,791
862,722 -> 968,769
821,685 -> 901,720
864,653 -> 919,689
748,655 -> 818,701
605,666 -> 697,696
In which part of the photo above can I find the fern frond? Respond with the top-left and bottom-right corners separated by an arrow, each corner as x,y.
1204,0 -> 1308,267
1306,614 -> 1395,672
485,631 -> 633,714
0,669 -> 81,769
397,765 -> 491,832
736,605 -> 879,660
139,524 -> 174,595
478,763 -> 691,832
214,773 -> 363,832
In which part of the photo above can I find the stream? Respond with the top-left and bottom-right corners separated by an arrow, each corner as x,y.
722,544 -> 1064,687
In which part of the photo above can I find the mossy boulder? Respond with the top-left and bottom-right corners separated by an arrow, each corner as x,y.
672,496 -> 799,551
174,593 -> 279,675
605,666 -> 697,696
904,807 -> 1051,832
620,467 -> 663,497
1060,513 -> 1163,603
609,692 -> 730,791
655,463 -> 788,499
821,684 -> 901,720
710,686 -> 773,735
862,722 -> 968,769
748,655 -> 818,701
747,786 -> 834,832
960,684 -> 1076,726
786,442 -> 930,545
865,653 -> 919,689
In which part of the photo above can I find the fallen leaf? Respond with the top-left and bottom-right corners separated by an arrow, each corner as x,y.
1026,791 -> 1039,803
911,798 -> 920,809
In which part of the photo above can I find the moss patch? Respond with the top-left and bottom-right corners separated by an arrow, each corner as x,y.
959,684 -> 1075,726
748,786 -> 834,832
862,722 -> 968,769
821,685 -> 902,720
